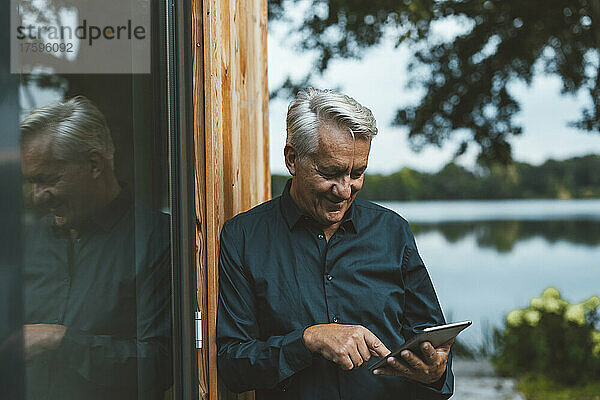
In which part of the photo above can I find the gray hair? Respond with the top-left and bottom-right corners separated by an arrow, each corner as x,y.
20,96 -> 115,168
286,88 -> 378,159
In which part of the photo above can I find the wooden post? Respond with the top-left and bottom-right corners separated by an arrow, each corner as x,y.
193,0 -> 270,398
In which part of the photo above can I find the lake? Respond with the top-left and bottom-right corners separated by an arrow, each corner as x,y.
378,199 -> 600,348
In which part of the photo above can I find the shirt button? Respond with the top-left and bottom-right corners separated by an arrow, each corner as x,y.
332,316 -> 339,323
325,273 -> 332,281
317,234 -> 324,240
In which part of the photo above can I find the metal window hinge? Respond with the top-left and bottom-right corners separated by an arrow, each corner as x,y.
195,311 -> 202,349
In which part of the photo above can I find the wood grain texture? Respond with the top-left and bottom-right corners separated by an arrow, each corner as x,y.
258,0 -> 270,202
196,0 -> 269,398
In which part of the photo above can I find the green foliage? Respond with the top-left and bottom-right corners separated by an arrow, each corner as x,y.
269,0 -> 436,95
516,374 -> 600,400
492,287 -> 600,386
269,0 -> 600,165
272,154 -> 600,200
271,174 -> 290,199
396,0 -> 600,165
361,155 -> 600,200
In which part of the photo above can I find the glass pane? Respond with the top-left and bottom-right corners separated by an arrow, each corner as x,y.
8,0 -> 175,398
1,12 -> 24,399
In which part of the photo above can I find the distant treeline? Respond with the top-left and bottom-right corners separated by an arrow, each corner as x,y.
271,155 -> 600,200
412,220 -> 600,253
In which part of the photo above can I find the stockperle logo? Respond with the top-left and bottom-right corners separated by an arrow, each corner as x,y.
11,0 -> 150,74
16,20 -> 147,46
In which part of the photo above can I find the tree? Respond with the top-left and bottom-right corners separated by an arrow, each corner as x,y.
269,0 -> 600,165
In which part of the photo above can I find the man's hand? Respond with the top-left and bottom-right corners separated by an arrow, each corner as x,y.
24,324 -> 66,361
302,324 -> 390,370
372,339 -> 453,386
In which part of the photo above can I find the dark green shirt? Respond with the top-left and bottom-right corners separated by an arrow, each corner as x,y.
23,188 -> 171,400
217,180 -> 453,400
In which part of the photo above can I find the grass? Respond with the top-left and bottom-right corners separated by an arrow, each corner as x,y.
517,374 -> 600,400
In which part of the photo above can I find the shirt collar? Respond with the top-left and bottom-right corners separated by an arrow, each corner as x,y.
280,178 -> 357,233
280,179 -> 305,230
48,184 -> 132,237
90,185 -> 132,232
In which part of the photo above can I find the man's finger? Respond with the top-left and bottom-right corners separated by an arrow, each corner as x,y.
385,357 -> 413,376
419,341 -> 437,364
372,366 -> 404,377
339,354 -> 355,371
356,339 -> 371,364
364,330 -> 390,357
400,350 -> 426,370
348,348 -> 364,369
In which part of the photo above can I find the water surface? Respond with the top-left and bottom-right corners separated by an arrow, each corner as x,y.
378,199 -> 600,347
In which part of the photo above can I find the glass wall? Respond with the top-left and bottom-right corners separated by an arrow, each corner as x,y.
2,0 -> 193,398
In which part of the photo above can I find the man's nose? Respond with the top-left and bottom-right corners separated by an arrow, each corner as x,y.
332,175 -> 352,200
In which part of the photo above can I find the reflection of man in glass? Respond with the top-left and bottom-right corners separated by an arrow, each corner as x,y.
21,96 -> 171,399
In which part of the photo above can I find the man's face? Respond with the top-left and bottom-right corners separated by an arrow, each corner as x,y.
22,135 -> 94,228
289,120 -> 370,228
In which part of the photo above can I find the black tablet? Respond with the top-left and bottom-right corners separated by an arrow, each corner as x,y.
369,320 -> 472,372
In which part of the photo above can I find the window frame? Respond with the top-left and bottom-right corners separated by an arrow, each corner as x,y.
165,0 -> 199,398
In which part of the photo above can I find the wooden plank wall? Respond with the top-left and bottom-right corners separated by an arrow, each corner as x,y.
193,0 -> 270,398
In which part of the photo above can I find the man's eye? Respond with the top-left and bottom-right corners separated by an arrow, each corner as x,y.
318,170 -> 336,179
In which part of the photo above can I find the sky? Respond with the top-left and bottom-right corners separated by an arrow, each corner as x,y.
267,14 -> 600,175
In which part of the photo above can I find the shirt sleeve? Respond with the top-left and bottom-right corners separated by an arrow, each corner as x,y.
401,231 -> 454,399
216,221 -> 314,393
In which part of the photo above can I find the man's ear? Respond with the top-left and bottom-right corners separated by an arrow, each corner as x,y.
87,151 -> 105,179
284,144 -> 298,176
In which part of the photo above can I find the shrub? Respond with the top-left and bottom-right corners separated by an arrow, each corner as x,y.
492,287 -> 600,385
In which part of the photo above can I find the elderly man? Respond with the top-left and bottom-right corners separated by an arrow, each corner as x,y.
21,96 -> 171,399
217,88 -> 454,399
